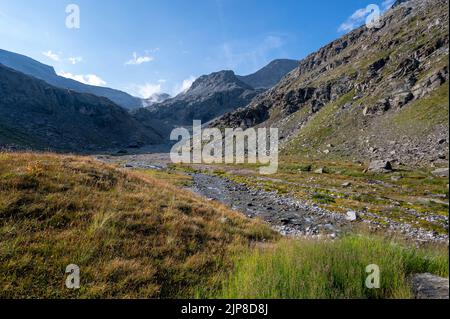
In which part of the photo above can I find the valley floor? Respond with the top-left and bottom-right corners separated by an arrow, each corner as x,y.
1,151 -> 448,298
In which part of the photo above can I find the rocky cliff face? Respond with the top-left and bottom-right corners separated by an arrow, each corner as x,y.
0,49 -> 142,110
211,0 -> 449,166
0,64 -> 162,151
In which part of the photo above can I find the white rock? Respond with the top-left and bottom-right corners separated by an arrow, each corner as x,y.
345,210 -> 358,221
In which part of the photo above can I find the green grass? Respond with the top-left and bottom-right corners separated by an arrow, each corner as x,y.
312,193 -> 336,204
204,235 -> 448,299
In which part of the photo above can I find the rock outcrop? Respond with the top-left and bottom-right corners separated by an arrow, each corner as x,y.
412,273 -> 449,299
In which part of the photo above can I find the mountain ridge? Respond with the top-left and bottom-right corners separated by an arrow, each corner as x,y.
0,63 -> 162,151
144,59 -> 298,127
237,59 -> 299,89
0,49 -> 142,110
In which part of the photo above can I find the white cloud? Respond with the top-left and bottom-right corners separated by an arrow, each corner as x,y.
137,83 -> 162,98
126,83 -> 162,98
125,52 -> 154,65
173,76 -> 196,95
68,56 -> 83,65
42,50 -> 60,61
58,71 -> 107,86
338,7 -> 369,32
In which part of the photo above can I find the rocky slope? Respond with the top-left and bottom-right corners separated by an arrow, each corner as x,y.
237,59 -> 298,89
0,64 -> 162,151
211,0 -> 449,166
0,49 -> 142,110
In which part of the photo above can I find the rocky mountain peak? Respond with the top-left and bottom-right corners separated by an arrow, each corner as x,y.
237,59 -> 299,89
187,70 -> 253,96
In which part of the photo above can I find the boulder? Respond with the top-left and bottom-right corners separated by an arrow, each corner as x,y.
431,167 -> 449,177
314,168 -> 325,174
391,91 -> 414,108
368,160 -> 393,173
342,182 -> 352,187
412,273 -> 449,299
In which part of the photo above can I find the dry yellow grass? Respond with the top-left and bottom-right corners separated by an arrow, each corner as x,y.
0,152 -> 276,298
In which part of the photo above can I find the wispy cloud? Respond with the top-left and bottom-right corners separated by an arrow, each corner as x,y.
126,83 -> 162,98
125,52 -> 154,65
58,71 -> 106,86
173,76 -> 196,95
217,34 -> 287,73
68,56 -> 83,65
138,83 -> 162,98
338,7 -> 370,33
42,50 -> 60,62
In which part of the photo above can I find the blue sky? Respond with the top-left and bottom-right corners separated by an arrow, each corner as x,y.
0,0 -> 395,98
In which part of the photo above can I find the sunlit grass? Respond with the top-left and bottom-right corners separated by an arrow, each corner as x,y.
0,152 -> 276,298
205,235 -> 448,299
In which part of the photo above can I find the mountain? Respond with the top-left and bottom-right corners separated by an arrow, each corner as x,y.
237,59 -> 298,89
0,49 -> 141,110
146,70 -> 264,126
211,0 -> 449,166
142,92 -> 171,108
0,64 -> 162,151
146,59 -> 298,127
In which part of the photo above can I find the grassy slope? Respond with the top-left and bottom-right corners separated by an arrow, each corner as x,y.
386,83 -> 449,136
0,152 -> 275,298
